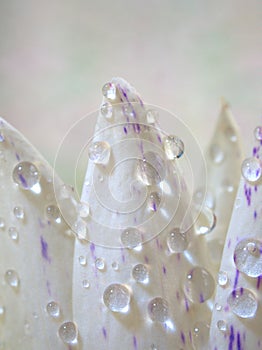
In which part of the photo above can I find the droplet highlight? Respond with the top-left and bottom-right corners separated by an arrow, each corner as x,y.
136,152 -> 165,186
148,191 -> 161,212
13,206 -> 24,220
102,82 -> 117,100
146,109 -> 158,124
217,320 -> 228,333
209,144 -> 224,164
5,270 -> 19,288
8,227 -> 19,241
78,255 -> 87,266
45,205 -> 61,224
103,283 -> 131,313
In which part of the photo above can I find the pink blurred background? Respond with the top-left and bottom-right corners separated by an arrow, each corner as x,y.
0,0 -> 261,176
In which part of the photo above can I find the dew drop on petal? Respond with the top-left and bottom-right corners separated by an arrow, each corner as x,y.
234,238 -> 262,277
132,264 -> 149,283
123,103 -> 135,118
82,280 -> 90,289
146,109 -> 158,124
0,306 -> 5,319
103,283 -> 131,312
167,228 -> 188,253
195,206 -> 216,235
121,227 -> 142,249
46,301 -> 60,318
217,320 -> 228,333
112,261 -> 119,271
13,206 -> 24,220
100,102 -> 113,119
254,126 -> 262,141
88,141 -> 111,165
148,191 -> 161,212
136,152 -> 165,186
164,135 -> 184,159
58,321 -> 78,345
78,255 -> 87,266
209,144 -> 224,164
12,161 -> 40,191
8,227 -> 19,241
95,258 -> 105,271
217,271 -> 228,287
227,288 -> 258,318
45,205 -> 61,224
5,270 -> 19,288
0,218 -> 5,229
0,131 -> 5,143
73,218 -> 87,240
241,157 -> 262,183
148,297 -> 169,323
184,267 -> 215,303
78,202 -> 89,218
102,82 -> 117,100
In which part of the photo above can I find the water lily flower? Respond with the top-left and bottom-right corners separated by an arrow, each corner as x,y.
0,78 -> 261,349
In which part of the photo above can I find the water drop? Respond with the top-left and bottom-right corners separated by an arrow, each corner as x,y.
103,283 -> 131,312
95,257 -> 105,270
254,126 -> 262,141
0,218 -> 5,229
58,321 -> 78,345
101,102 -> 113,119
148,191 -> 161,212
195,206 -> 216,235
46,301 -> 60,318
13,206 -> 24,220
5,270 -> 19,288
82,280 -> 90,289
45,205 -> 61,224
164,135 -> 184,159
12,161 -> 40,191
184,267 -> 215,303
209,144 -> 224,164
192,322 -> 209,350
146,109 -> 158,124
0,306 -> 5,318
78,202 -> 89,218
121,227 -> 142,249
8,227 -> 19,241
217,271 -> 228,287
241,157 -> 262,183
78,255 -> 87,266
112,261 -> 119,271
24,321 -> 31,335
234,238 -> 262,277
123,103 -> 135,118
215,303 -> 222,311
102,82 -> 117,100
88,141 -> 111,165
148,297 -> 169,323
132,264 -> 149,283
227,288 -> 257,318
73,218 -> 87,240
217,320 -> 228,333
167,228 -> 188,253
136,152 -> 165,186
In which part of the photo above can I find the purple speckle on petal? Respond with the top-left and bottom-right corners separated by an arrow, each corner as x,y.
181,331 -> 185,344
228,325 -> 234,350
185,298 -> 189,312
19,174 -> 27,188
133,336 -> 137,349
15,153 -> 20,161
90,243 -> 95,257
46,280 -> 51,296
123,126 -> 128,134
162,266 -> 167,275
102,327 -> 107,339
199,293 -> 204,303
257,276 -> 261,289
233,270 -> 239,289
40,236 -> 51,263
237,332 -> 241,350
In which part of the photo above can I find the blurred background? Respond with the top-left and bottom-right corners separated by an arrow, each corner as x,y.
0,0 -> 261,179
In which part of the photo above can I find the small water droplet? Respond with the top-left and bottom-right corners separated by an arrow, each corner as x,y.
8,227 -> 19,241
132,264 -> 149,283
148,297 -> 169,323
195,206 -> 216,235
102,82 -> 117,100
167,228 -> 188,253
0,218 -> 5,229
45,205 -> 61,224
209,144 -> 224,164
13,206 -> 24,220
254,126 -> 262,141
121,227 -> 142,249
227,288 -> 257,318
164,135 -> 184,159
103,283 -> 131,312
82,280 -> 90,289
217,271 -> 228,286
58,321 -> 78,345
95,257 -> 105,270
123,103 -> 135,118
184,267 -> 215,303
78,255 -> 87,266
0,306 -> 5,318
192,322 -> 209,349
5,269 -> 19,288
136,152 -> 165,186
146,109 -> 158,124
73,219 -> 87,240
101,102 -> 113,119
217,320 -> 228,333
215,303 -> 222,311
234,238 -> 262,277
241,157 -> 262,183
88,141 -> 111,165
46,301 -> 60,318
24,320 -> 31,335
78,202 -> 89,218
235,197 -> 241,209
12,161 -> 40,191
148,191 -> 161,212
112,261 -> 119,271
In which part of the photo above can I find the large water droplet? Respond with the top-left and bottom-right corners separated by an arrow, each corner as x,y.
227,288 -> 258,318
136,152 -> 165,186
95,257 -> 105,271
184,267 -> 215,303
46,301 -> 60,318
102,82 -> 117,100
132,264 -> 149,283
209,144 -> 224,164
217,271 -> 228,287
217,320 -> 228,333
234,238 -> 262,277
121,227 -> 142,249
167,228 -> 188,253
12,161 -> 40,191
58,321 -> 78,345
8,227 -> 19,241
195,206 -> 216,235
148,297 -> 169,323
103,283 -> 131,312
88,141 -> 111,165
241,157 -> 262,183
164,135 -> 184,159
13,206 -> 24,220
101,102 -> 113,119
148,191 -> 161,212
45,205 -> 61,224
5,270 -> 19,288
254,126 -> 262,141
146,109 -> 158,124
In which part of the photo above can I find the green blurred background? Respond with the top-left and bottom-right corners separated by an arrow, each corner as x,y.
0,0 -> 261,180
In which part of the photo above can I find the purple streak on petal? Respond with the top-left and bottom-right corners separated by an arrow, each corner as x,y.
157,134 -> 162,143
176,291 -> 180,300
199,293 -> 204,303
233,270 -> 239,289
185,298 -> 189,312
16,153 -> 20,161
254,210 -> 257,219
253,147 -> 257,156
257,276 -> 261,289
237,332 -> 241,350
177,253 -> 181,261
228,326 -> 234,350
40,236 -> 51,263
102,327 -> 107,339
133,336 -> 138,349
254,185 -> 258,192
121,248 -> 126,263
138,96 -> 144,106
90,243 -> 95,258
46,280 -> 51,296
162,266 -> 167,275
124,126 -> 128,134
180,331 -> 185,344
19,174 -> 27,188
189,331 -> 192,343
144,256 -> 149,264
227,239 -> 231,249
